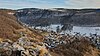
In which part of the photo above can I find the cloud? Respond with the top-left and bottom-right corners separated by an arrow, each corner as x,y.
0,0 -> 66,9
65,0 -> 100,8
0,0 -> 99,9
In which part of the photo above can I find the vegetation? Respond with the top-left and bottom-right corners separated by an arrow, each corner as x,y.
0,9 -> 44,41
0,9 -> 100,56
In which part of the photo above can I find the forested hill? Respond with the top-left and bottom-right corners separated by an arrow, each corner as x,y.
15,8 -> 100,26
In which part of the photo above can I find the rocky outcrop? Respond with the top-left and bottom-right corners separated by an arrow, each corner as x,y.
0,35 -> 51,56
0,31 -> 99,56
43,32 -> 100,56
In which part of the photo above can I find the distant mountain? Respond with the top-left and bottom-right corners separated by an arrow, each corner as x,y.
15,8 -> 100,26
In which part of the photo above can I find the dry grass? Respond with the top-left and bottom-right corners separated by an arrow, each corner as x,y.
0,9 -> 23,41
0,9 -> 44,41
50,38 -> 100,56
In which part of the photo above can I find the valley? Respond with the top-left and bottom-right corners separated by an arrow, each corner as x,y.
0,8 -> 100,56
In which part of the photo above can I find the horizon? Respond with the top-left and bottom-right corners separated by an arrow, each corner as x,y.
0,0 -> 100,9
0,7 -> 100,10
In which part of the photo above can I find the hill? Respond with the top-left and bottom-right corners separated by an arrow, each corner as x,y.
15,8 -> 100,26
0,9 -> 99,56
0,9 -> 43,41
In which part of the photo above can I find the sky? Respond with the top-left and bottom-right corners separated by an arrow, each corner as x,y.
0,0 -> 100,9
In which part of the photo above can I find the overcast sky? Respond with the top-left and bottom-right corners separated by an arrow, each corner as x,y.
0,0 -> 100,9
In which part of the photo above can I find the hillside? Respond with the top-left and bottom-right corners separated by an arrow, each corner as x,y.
50,38 -> 100,56
0,9 -> 52,56
15,8 -> 100,26
0,9 -> 99,56
0,9 -> 43,41
0,9 -> 23,41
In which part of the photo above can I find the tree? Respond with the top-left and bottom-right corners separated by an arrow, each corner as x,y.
56,26 -> 60,33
